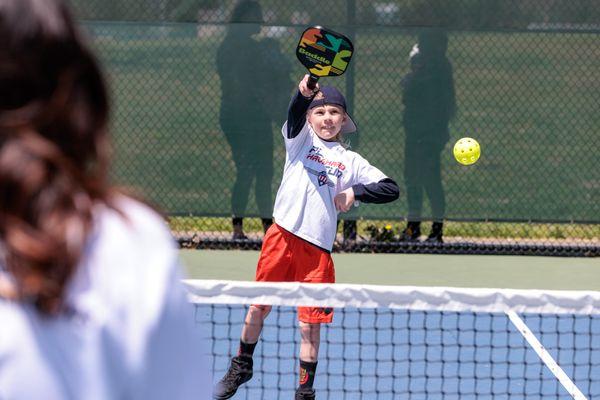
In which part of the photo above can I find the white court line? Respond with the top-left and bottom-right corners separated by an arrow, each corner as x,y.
505,310 -> 587,400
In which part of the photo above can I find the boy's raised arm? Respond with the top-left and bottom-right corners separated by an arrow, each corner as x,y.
286,75 -> 319,139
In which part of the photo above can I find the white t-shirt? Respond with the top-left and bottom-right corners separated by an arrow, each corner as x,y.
0,197 -> 211,400
274,122 -> 387,250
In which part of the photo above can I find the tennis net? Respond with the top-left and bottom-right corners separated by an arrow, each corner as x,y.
185,280 -> 600,399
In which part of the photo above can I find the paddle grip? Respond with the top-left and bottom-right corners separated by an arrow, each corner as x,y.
307,74 -> 319,90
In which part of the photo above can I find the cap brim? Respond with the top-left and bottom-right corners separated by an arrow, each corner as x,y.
341,113 -> 357,134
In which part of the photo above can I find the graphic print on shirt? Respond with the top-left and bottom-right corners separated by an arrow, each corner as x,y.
317,171 -> 329,186
304,146 -> 346,187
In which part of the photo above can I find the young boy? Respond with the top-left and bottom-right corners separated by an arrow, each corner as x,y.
213,75 -> 399,400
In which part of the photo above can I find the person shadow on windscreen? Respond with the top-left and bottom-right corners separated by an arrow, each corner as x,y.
216,0 -> 291,240
400,28 -> 456,243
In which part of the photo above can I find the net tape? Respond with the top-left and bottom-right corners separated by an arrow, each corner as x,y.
185,280 -> 600,316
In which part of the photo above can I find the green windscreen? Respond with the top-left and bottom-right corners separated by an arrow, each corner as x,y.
72,0 -> 599,223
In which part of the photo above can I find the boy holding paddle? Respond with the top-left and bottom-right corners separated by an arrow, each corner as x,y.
213,75 -> 399,400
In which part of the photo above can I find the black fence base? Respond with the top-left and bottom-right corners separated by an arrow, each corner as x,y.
178,237 -> 599,257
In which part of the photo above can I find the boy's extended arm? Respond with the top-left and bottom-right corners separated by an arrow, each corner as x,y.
286,90 -> 314,139
352,178 -> 400,204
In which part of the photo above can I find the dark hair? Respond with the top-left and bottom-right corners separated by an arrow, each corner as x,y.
0,0 -> 114,314
230,0 -> 262,23
418,28 -> 448,59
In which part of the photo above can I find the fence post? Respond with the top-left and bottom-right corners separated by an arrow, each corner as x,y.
346,0 -> 356,123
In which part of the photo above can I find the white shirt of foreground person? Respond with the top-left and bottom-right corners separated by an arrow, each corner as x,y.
0,196 -> 211,400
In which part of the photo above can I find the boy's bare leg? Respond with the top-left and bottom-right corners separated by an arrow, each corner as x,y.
214,305 -> 271,399
241,305 -> 271,343
296,322 -> 320,399
299,322 -> 321,361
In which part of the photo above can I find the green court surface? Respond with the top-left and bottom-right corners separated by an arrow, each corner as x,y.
181,250 -> 600,291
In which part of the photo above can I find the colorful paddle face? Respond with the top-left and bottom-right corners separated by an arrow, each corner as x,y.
296,26 -> 354,88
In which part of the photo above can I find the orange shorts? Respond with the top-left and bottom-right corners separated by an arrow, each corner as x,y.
255,223 -> 335,323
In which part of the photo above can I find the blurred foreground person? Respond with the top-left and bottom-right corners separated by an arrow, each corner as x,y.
0,0 -> 210,398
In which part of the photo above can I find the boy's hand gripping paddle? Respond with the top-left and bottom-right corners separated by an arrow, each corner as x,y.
295,26 -> 354,89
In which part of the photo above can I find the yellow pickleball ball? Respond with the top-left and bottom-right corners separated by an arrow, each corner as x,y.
453,137 -> 481,165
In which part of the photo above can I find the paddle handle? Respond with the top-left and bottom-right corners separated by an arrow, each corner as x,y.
307,74 -> 319,90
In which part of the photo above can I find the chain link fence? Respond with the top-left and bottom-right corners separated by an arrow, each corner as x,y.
70,0 -> 599,256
